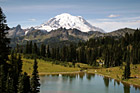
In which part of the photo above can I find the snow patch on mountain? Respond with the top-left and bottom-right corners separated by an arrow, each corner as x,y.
35,13 -> 104,33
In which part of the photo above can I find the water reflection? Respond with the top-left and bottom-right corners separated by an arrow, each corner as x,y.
124,85 -> 130,93
40,73 -> 140,93
86,73 -> 95,81
103,77 -> 109,87
79,72 -> 85,80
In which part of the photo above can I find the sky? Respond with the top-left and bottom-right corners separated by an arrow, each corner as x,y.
1,0 -> 140,32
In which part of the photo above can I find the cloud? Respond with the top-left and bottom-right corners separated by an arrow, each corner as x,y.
108,14 -> 120,18
28,19 -> 36,22
88,16 -> 140,32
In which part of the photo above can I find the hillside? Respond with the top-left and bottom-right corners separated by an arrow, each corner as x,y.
9,26 -> 137,47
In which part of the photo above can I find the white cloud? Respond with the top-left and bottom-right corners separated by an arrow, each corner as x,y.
88,16 -> 140,32
108,14 -> 120,18
28,19 -> 36,22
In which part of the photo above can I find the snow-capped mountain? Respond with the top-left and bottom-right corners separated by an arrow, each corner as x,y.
35,13 -> 105,33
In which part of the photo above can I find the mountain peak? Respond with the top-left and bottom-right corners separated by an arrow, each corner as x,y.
55,13 -> 73,17
35,13 -> 104,33
16,24 -> 21,29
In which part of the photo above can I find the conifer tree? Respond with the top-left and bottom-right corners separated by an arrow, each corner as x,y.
6,73 -> 15,93
0,7 -> 10,64
17,54 -> 22,75
123,51 -> 131,79
29,41 -> 32,54
30,58 -> 40,93
40,44 -> 46,57
0,64 -> 7,92
46,45 -> 51,58
0,7 -> 10,93
17,72 -> 31,93
25,41 -> 29,54
56,47 -> 60,60
33,43 -> 38,55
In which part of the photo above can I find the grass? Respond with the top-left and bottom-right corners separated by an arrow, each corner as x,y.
22,58 -> 85,75
88,64 -> 140,87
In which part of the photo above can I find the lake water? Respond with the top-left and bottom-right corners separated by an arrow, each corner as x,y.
40,73 -> 140,93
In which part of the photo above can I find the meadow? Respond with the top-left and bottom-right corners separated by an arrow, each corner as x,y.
22,57 -> 140,87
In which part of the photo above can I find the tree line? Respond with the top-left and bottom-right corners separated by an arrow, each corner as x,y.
17,29 -> 140,79
19,29 -> 140,66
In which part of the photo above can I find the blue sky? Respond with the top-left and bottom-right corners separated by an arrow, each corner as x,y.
1,0 -> 140,32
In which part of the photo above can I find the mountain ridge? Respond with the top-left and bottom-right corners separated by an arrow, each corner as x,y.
8,24 -> 137,47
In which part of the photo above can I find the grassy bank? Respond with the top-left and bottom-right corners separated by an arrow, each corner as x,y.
88,64 -> 140,87
22,58 -> 91,75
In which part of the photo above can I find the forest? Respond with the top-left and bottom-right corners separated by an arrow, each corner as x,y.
18,29 -> 140,66
17,28 -> 140,79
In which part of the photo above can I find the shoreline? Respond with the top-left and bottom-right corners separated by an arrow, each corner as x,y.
87,71 -> 140,88
38,71 -> 82,75
38,70 -> 140,88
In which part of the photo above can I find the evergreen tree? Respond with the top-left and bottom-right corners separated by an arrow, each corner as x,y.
46,45 -> 51,58
17,72 -> 31,93
91,49 -> 97,66
16,44 -> 19,53
51,48 -> 56,59
0,7 -> 10,64
29,41 -> 32,54
78,46 -> 86,63
40,44 -> 46,57
25,41 -> 29,54
123,51 -> 131,79
5,73 -> 15,93
0,7 -> 10,93
17,54 -> 22,75
56,47 -> 60,60
30,58 -> 40,93
10,51 -> 20,93
61,45 -> 67,61
0,64 -> 7,92
104,48 -> 110,68
33,43 -> 38,55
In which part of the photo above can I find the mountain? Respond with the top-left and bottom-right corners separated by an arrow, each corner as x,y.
24,28 -> 92,42
9,26 -> 137,48
7,13 -> 138,48
90,28 -> 136,38
105,28 -> 136,37
8,25 -> 25,38
35,13 -> 104,33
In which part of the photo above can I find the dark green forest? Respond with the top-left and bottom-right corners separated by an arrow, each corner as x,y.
17,27 -> 140,79
20,29 -> 140,66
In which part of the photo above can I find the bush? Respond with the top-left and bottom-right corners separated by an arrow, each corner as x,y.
69,64 -> 72,67
77,64 -> 81,68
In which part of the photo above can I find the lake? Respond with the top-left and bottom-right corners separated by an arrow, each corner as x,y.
40,73 -> 140,93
